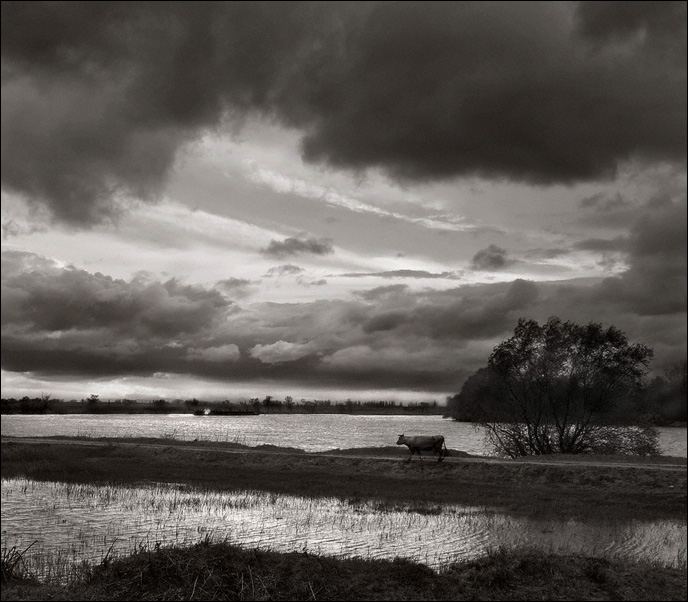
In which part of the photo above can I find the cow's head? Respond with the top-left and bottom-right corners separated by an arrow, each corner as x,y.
396,434 -> 405,445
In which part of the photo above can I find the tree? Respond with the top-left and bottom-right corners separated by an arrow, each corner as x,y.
642,359 -> 688,424
447,367 -> 506,422
86,394 -> 101,413
464,317 -> 659,457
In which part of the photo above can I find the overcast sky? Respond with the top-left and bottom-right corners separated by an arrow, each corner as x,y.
1,1 -> 686,403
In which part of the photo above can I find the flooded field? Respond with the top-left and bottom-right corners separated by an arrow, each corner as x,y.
2,477 -> 685,581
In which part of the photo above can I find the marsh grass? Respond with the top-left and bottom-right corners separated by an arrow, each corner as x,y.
1,542 -> 35,584
2,476 -> 685,588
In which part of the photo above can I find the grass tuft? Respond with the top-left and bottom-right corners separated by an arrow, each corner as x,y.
1,542 -> 37,585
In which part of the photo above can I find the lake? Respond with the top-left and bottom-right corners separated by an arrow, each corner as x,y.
1,414 -> 686,456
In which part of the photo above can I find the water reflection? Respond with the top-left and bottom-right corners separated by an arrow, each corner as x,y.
2,478 -> 685,580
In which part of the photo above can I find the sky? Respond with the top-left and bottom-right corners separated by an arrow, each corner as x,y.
1,1 -> 686,404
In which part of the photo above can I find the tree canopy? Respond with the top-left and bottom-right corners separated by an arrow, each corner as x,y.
449,317 -> 660,457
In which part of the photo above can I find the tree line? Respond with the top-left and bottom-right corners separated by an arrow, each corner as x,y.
0,395 -> 443,416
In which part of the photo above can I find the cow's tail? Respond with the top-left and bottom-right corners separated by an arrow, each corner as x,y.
442,437 -> 448,459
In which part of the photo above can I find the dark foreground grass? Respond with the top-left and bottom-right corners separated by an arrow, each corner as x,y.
3,541 -> 687,601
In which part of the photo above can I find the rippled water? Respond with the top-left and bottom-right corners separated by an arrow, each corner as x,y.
2,414 -> 686,456
2,478 -> 685,580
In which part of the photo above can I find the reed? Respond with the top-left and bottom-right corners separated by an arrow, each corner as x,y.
2,476 -> 685,586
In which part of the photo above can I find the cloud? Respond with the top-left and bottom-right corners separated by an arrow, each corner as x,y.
524,247 -> 571,260
2,249 -> 685,391
576,191 -> 640,229
579,192 -> 631,211
261,236 -> 334,258
249,165 -> 477,233
470,244 -> 510,270
362,312 -> 409,334
264,264 -> 304,277
1,251 -> 231,338
354,284 -> 410,301
249,340 -> 317,364
187,344 -> 240,362
321,344 -> 456,374
575,1 -> 687,48
338,269 -> 463,280
214,278 -> 254,299
410,278 -> 541,340
2,2 -> 685,224
597,195 -> 687,315
573,237 -> 628,252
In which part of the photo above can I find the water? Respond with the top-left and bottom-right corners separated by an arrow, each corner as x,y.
2,415 -> 685,580
1,414 -> 686,456
2,478 -> 685,580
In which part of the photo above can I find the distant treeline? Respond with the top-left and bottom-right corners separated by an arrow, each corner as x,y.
0,394 -> 445,416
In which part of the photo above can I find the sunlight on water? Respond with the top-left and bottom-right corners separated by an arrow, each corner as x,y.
0,414 -> 490,453
2,415 -> 686,456
2,478 -> 685,581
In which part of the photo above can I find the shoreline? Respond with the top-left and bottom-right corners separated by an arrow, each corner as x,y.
2,435 -> 685,521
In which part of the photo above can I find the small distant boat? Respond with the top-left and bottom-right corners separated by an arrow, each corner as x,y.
194,408 -> 261,416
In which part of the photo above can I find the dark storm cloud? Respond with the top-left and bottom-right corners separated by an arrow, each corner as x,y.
597,195 -> 687,315
3,250 -> 684,391
575,191 -> 640,229
362,312 -> 409,334
2,2 -> 686,224
261,236 -> 334,258
470,244 -> 511,270
1,251 -> 231,337
575,1 -> 687,47
412,279 -> 540,339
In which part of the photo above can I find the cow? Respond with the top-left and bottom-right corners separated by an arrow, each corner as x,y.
396,434 -> 447,462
